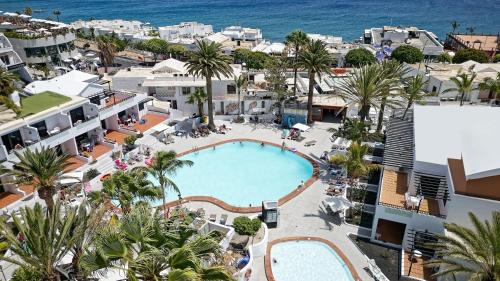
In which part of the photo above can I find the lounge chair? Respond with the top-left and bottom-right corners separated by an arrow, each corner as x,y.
209,214 -> 216,222
220,214 -> 228,225
304,140 -> 316,147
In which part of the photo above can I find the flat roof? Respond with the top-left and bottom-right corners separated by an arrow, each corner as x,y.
19,91 -> 72,117
414,105 -> 500,179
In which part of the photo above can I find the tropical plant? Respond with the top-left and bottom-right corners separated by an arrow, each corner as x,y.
345,48 -> 376,67
329,118 -> 369,143
124,135 -> 137,146
87,170 -> 162,213
0,203 -> 78,281
23,7 -> 32,16
186,40 -> 233,129
451,21 -> 460,33
330,142 -> 376,180
1,146 -> 71,213
466,26 -> 476,34
400,74 -> 430,117
337,63 -> 399,122
234,75 -> 247,115
297,39 -> 332,124
494,54 -> 500,63
425,211 -> 500,281
138,38 -> 169,62
11,266 -> 41,281
479,73 -> 500,102
233,49 -> 270,70
264,55 -> 290,104
437,53 -> 453,63
232,216 -> 261,236
186,87 -> 208,117
285,30 -> 309,95
452,48 -> 489,63
376,60 -> 409,132
134,150 -> 193,216
443,72 -> 478,106
52,10 -> 61,22
0,67 -> 19,97
96,35 -> 118,73
168,44 -> 188,60
391,45 -> 424,64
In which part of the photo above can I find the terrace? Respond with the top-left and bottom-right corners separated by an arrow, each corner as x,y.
133,114 -> 168,133
19,91 -> 72,118
0,14 -> 74,40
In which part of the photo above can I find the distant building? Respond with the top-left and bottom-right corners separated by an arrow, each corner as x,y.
363,26 -> 444,59
0,12 -> 77,66
72,19 -> 156,42
251,41 -> 286,55
445,33 -> 500,57
158,22 -> 213,41
307,33 -> 342,48
0,32 -> 31,82
221,26 -> 263,43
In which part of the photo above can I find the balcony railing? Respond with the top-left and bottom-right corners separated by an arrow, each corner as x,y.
40,126 -> 72,140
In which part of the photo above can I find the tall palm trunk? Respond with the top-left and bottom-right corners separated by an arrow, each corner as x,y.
402,99 -> 413,118
38,186 -> 55,214
359,105 -> 370,122
205,71 -> 215,129
237,86 -> 241,115
293,47 -> 299,95
160,178 -> 167,217
307,71 -> 315,124
376,96 -> 387,133
197,101 -> 204,117
460,92 -> 465,106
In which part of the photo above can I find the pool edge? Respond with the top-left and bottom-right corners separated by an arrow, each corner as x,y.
265,236 -> 361,281
161,138 -> 320,213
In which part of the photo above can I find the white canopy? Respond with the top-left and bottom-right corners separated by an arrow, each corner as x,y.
292,123 -> 310,132
151,123 -> 169,133
60,171 -> 84,185
323,196 -> 353,213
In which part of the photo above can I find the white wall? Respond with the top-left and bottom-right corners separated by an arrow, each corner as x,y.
446,194 -> 499,229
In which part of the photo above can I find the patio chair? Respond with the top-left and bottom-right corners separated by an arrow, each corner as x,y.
304,140 -> 316,147
220,214 -> 228,225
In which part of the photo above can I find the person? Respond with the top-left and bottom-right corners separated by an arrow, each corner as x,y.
273,258 -> 278,264
261,142 -> 264,146
281,141 -> 286,151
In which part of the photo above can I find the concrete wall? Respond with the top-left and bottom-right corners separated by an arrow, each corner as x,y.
446,194 -> 499,229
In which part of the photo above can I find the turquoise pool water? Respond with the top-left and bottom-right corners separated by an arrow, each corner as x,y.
151,141 -> 313,207
271,240 -> 355,281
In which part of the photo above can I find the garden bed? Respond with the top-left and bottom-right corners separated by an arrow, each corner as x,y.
349,235 -> 399,281
345,206 -> 374,228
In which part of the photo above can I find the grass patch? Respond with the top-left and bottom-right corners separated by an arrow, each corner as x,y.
19,91 -> 72,117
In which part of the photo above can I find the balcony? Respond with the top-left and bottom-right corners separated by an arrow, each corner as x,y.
378,169 -> 443,218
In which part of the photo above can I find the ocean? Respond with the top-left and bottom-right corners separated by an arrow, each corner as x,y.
0,0 -> 499,42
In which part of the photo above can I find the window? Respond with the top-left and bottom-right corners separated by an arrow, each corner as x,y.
227,85 -> 236,95
138,102 -> 145,111
432,86 -> 437,93
182,87 -> 191,95
0,55 -> 10,65
261,101 -> 265,108
31,120 -> 48,138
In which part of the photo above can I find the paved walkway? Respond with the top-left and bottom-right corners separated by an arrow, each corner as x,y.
137,120 -> 374,281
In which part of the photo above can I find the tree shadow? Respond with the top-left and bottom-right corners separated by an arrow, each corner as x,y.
302,203 -> 342,231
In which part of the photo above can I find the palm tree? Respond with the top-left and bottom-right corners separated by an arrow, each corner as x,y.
186,40 -> 233,129
234,74 -> 247,114
52,10 -> 61,22
478,73 -> 500,102
443,72 -> 478,106
2,146 -> 71,213
297,39 -> 332,124
135,150 -> 193,216
376,60 -> 409,132
96,35 -> 118,73
88,170 -> 162,213
400,74 -> 430,118
0,202 -> 79,281
330,142 -> 377,180
285,30 -> 309,95
337,64 -> 398,122
466,26 -> 476,34
0,67 -> 19,97
23,7 -> 32,16
328,119 -> 369,143
186,88 -> 207,117
451,21 -> 460,33
425,211 -> 500,281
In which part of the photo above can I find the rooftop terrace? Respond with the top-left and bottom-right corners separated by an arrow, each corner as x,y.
19,91 -> 72,117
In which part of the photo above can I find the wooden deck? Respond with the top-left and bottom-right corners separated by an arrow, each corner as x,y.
379,170 -> 441,216
65,156 -> 87,172
133,114 -> 167,133
403,251 -> 436,281
0,192 -> 23,209
89,144 -> 112,159
105,130 -> 131,145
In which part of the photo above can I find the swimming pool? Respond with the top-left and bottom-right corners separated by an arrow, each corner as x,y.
150,141 -> 314,207
270,239 -> 356,281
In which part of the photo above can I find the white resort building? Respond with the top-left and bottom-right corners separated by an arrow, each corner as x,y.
221,26 -> 263,43
362,26 -> 444,59
0,32 -> 31,82
72,19 -> 156,42
372,105 -> 500,280
0,12 -> 77,66
158,22 -> 213,44
112,58 -> 276,116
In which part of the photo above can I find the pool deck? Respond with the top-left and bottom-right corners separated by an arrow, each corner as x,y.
135,120 -> 374,281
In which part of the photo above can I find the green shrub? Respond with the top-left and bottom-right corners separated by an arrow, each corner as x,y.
345,48 -> 376,67
437,53 -> 452,63
392,45 -> 424,64
124,135 -> 137,146
233,216 -> 261,236
452,48 -> 489,63
84,168 -> 100,181
11,266 -> 41,281
0,241 -> 9,251
494,54 -> 500,63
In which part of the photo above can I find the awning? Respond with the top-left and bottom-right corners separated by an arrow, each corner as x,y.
292,123 -> 310,132
60,171 -> 84,185
151,123 -> 169,133
323,196 -> 353,213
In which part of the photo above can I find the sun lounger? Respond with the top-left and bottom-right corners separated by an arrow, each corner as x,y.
209,214 -> 216,222
304,140 -> 316,147
220,214 -> 228,225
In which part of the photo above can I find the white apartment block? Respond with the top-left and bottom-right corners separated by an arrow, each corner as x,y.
307,33 -> 343,48
372,105 -> 500,281
159,22 -> 213,41
72,19 -> 155,42
0,13 -> 78,66
222,26 -> 263,43
363,26 -> 444,58
112,58 -> 276,116
0,32 -> 31,82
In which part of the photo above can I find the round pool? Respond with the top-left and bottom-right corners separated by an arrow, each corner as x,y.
150,141 -> 314,207
269,239 -> 356,281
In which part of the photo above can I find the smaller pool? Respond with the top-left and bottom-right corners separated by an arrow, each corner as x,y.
270,240 -> 355,281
